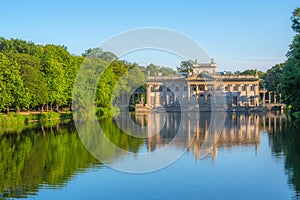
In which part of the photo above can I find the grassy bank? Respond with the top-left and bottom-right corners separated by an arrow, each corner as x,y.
0,106 -> 119,126
0,111 -> 72,126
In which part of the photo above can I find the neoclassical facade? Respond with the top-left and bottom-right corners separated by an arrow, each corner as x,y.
146,59 -> 260,111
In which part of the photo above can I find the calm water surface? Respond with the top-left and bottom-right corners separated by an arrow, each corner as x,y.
0,112 -> 299,199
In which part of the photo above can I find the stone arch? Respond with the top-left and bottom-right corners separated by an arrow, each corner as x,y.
207,94 -> 212,105
198,94 -> 205,106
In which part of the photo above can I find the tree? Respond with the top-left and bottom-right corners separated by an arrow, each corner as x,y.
291,8 -> 300,33
146,63 -> 176,76
177,60 -> 194,75
264,64 -> 284,92
147,63 -> 159,76
82,47 -> 117,61
234,69 -> 266,88
160,66 -> 176,76
0,53 -> 26,112
281,8 -> 300,112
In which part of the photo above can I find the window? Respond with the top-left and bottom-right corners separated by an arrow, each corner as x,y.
183,86 -> 187,91
167,87 -> 171,92
233,96 -> 238,106
175,86 -> 179,92
250,85 -> 255,91
159,86 -> 163,92
151,86 -> 154,92
250,96 -> 255,105
242,85 -> 246,91
199,85 -> 205,91
191,85 -> 196,92
233,85 -> 238,91
225,86 -> 229,91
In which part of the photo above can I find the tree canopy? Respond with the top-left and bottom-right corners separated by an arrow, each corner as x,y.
147,63 -> 176,76
0,38 -> 146,114
177,60 -> 194,75
281,8 -> 300,112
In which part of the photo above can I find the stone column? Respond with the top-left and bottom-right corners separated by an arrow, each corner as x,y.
179,85 -> 182,104
163,86 -> 167,106
254,84 -> 258,106
155,85 -> 160,107
170,85 -> 174,105
187,84 -> 191,104
279,93 -> 282,103
245,84 -> 249,106
147,85 -> 152,106
263,92 -> 266,107
127,94 -> 130,105
274,92 -> 277,104
123,94 -> 126,104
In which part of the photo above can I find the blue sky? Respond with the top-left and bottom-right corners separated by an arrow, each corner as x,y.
1,0 -> 300,71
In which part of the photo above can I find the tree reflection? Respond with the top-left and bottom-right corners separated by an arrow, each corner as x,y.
0,122 -> 100,199
0,112 -> 299,198
0,118 -> 146,198
267,114 -> 300,199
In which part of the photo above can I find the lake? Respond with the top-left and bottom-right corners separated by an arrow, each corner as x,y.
0,112 -> 299,199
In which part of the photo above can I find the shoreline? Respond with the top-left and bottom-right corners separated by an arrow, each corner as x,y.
0,111 -> 73,126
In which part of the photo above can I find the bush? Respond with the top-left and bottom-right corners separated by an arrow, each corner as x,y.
292,111 -> 300,127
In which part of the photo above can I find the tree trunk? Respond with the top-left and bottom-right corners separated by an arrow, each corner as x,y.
56,123 -> 60,133
41,125 -> 45,135
55,103 -> 59,112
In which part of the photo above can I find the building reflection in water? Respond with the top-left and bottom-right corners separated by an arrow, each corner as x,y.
115,111 -> 287,162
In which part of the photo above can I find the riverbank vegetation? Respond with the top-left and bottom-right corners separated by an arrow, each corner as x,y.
262,8 -> 300,126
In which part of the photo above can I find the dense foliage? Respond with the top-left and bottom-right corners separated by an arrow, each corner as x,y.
147,63 -> 176,76
263,8 -> 300,122
0,38 -> 146,115
0,38 -> 83,112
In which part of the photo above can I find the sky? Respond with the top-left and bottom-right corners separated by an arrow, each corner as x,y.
1,0 -> 300,72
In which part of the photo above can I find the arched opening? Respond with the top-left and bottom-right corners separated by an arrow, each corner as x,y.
198,94 -> 205,106
207,94 -> 212,105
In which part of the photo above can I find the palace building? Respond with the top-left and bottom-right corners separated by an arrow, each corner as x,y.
145,58 -> 260,111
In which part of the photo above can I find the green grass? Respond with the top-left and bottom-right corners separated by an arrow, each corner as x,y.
0,112 -> 72,126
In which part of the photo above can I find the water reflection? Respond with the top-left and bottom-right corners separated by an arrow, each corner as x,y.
119,112 -> 299,198
0,112 -> 299,199
265,112 -> 300,199
120,112 -> 262,161
0,122 -> 100,199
